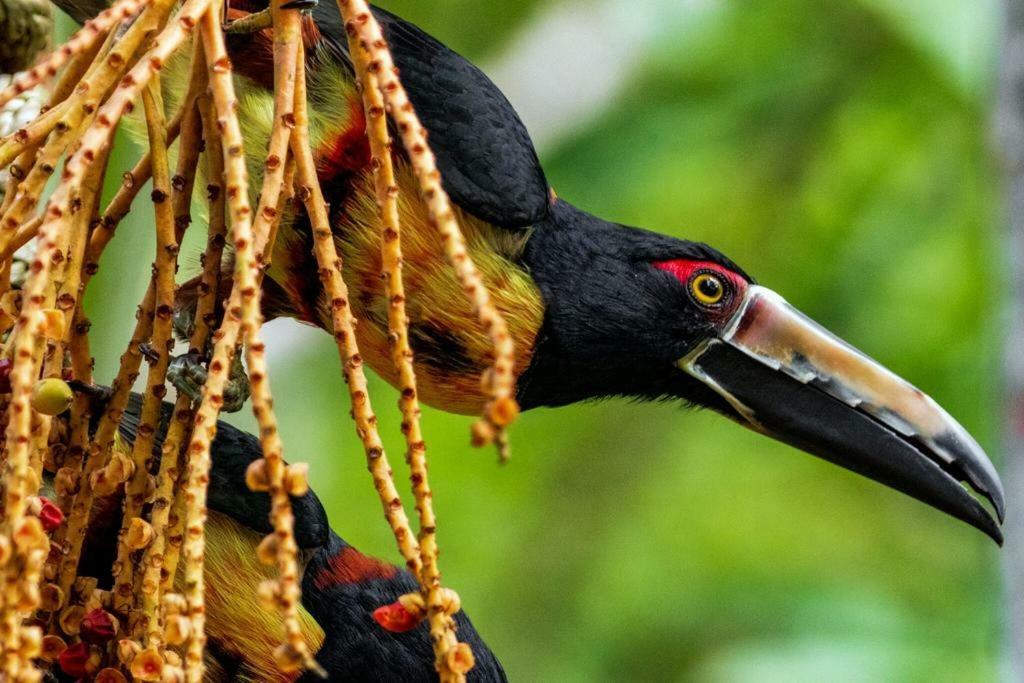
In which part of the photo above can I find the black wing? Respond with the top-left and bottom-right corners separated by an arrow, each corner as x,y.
120,394 -> 330,550
49,0 -> 551,229
299,533 -> 509,683
312,3 -> 550,229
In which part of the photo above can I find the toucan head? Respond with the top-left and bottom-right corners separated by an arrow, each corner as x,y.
519,200 -> 1005,544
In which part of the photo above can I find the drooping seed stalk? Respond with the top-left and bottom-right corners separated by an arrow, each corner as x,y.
159,90 -> 226,597
0,0 -> 149,111
0,152 -> 69,679
109,76 -> 181,627
135,52 -> 205,655
229,0 -> 319,673
40,139 -> 110,512
0,0 -> 178,170
342,28 -> 468,683
337,0 -> 520,463
289,39 -> 422,576
180,5 -> 311,678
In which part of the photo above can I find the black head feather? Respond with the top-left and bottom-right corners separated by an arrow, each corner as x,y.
517,200 -> 752,410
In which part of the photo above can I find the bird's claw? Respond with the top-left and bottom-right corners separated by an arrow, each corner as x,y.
224,8 -> 273,33
137,342 -> 160,365
167,350 -> 250,413
223,0 -> 317,33
67,379 -> 112,404
167,352 -> 209,404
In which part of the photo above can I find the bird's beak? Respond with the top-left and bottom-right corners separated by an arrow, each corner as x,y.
680,285 -> 1005,544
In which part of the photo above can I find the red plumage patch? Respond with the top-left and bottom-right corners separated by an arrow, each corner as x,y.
313,546 -> 398,590
317,95 -> 371,181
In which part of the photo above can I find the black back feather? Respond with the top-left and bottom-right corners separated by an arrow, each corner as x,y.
118,394 -> 330,549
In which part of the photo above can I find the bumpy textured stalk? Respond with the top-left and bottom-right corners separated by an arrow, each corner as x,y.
130,60 -> 204,647
0,0 -> 146,110
87,100 -> 189,275
337,0 -> 519,462
110,77 -> 180,625
180,6 -> 311,678
203,2 -> 313,673
342,28 -> 466,681
290,42 -> 422,575
0,0 -> 178,171
0,152 -> 67,678
159,90 -> 226,596
41,142 -> 108,512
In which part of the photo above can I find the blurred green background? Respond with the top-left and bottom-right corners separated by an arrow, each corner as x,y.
78,0 -> 1008,680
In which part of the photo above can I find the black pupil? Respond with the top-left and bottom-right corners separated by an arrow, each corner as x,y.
698,276 -> 722,299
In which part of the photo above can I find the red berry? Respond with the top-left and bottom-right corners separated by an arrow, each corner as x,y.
372,601 -> 420,633
80,608 -> 116,644
38,497 -> 64,533
59,642 -> 89,678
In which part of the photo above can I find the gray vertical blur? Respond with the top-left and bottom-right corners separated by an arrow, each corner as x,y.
999,0 -> 1024,676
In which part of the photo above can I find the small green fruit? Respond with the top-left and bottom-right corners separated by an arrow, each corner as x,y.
31,378 -> 73,416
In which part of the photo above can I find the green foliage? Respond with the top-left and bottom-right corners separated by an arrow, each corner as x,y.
82,0 -> 1005,680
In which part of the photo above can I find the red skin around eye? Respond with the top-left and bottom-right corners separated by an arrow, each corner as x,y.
653,259 -> 748,321
653,259 -> 747,294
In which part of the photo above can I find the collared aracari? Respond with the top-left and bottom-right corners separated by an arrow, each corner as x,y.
50,0 -> 1005,543
46,393 -> 505,681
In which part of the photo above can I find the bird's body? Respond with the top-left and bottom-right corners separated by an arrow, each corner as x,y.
54,395 -> 506,681
166,2 -> 548,413
54,3 -> 1005,637
177,0 -> 1007,544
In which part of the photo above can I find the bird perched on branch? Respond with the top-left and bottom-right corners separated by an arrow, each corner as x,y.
51,0 -> 1005,544
49,393 -> 506,681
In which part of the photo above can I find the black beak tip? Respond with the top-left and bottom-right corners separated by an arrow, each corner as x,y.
989,490 -> 1005,526
975,478 -> 1005,545
977,510 -> 1004,547
933,430 -> 1006,525
989,483 -> 1006,525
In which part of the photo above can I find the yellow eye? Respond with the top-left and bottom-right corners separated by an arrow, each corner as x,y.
690,273 -> 725,306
